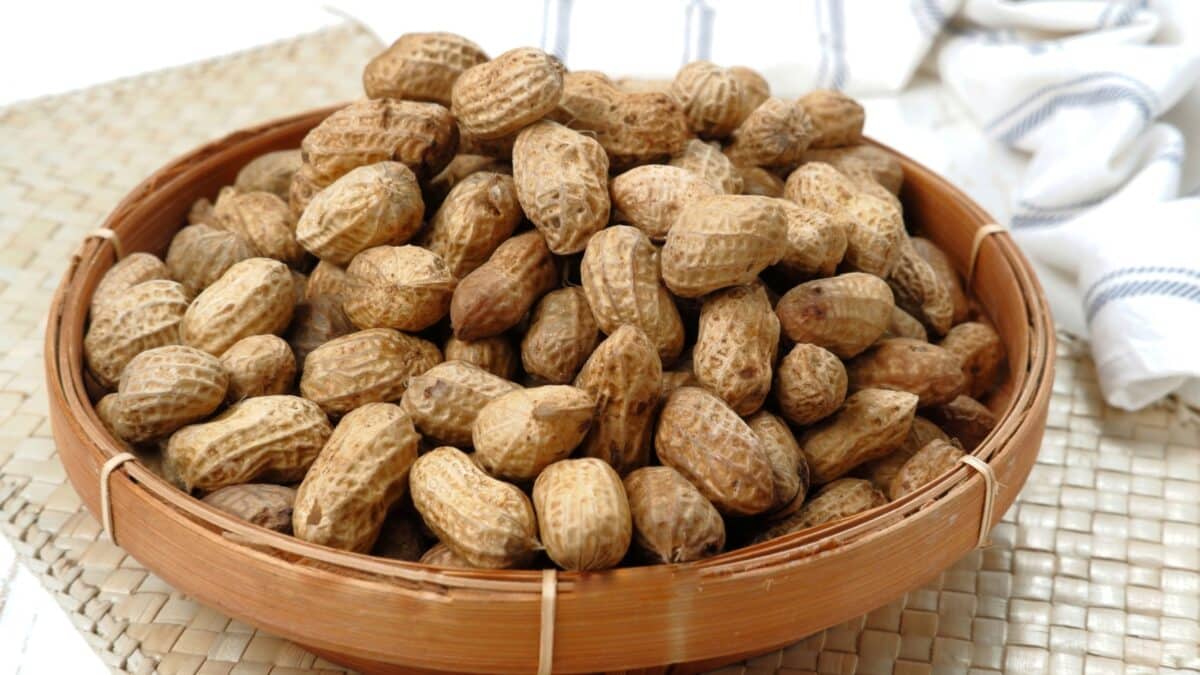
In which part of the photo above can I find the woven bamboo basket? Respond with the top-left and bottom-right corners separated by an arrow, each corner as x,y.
45,107 -> 1054,675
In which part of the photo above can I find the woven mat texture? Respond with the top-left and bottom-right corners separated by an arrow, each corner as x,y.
1,23 -> 1199,675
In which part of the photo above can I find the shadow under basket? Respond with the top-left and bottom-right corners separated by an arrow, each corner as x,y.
45,107 -> 1055,675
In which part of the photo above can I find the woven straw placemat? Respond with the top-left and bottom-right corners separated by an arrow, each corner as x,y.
1,23 -> 1198,675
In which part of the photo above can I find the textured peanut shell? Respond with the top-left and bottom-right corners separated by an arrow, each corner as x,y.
859,416 -> 950,491
293,403 -> 420,552
654,387 -> 774,516
940,321 -> 1005,399
926,395 -> 997,451
580,225 -> 685,362
472,385 -> 595,481
457,127 -> 519,160
342,245 -> 456,332
693,283 -> 779,416
724,97 -> 814,168
235,150 -> 302,200
443,335 -> 519,380
573,325 -> 662,475
533,458 -> 632,571
610,165 -> 718,242
288,163 -> 324,220
401,360 -> 519,447
409,446 -> 539,568
219,334 -> 296,402
798,90 -> 865,148
90,253 -> 170,316
623,466 -> 724,563
182,258 -> 295,356
730,65 -> 770,123
521,288 -> 600,384
911,237 -> 969,325
774,201 -> 848,279
202,484 -> 296,534
300,328 -> 441,415
747,411 -> 805,514
889,238 -> 954,336
214,191 -> 305,267
286,296 -> 355,367
166,224 -> 257,295
423,154 -> 508,209
85,279 -> 190,389
738,166 -> 786,198
774,343 -> 848,426
305,260 -> 348,304
670,61 -> 744,139
419,171 -> 521,278
372,514 -> 432,561
189,197 -> 217,227
885,307 -> 928,341
669,139 -> 743,194
110,345 -> 228,443
661,195 -> 787,298
801,388 -> 918,484
363,32 -> 488,105
164,395 -> 332,492
889,439 -> 964,500
513,121 -> 611,255
296,162 -> 424,265
301,99 -> 457,184
758,479 -> 885,541
419,542 -> 473,567
801,144 -> 903,194
450,231 -> 558,340
775,272 -> 895,358
846,338 -> 966,407
451,47 -> 564,140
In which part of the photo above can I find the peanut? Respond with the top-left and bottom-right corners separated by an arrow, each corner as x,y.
90,253 -> 170,316
926,395 -> 996,451
342,245 -> 456,332
888,238 -> 953,335
623,466 -> 725,563
513,120 -> 610,254
108,345 -> 228,443
182,258 -> 294,356
85,279 -> 190,389
305,260 -> 349,304
670,61 -> 744,139
885,306 -> 928,341
758,479 -> 885,541
747,411 -> 806,515
801,388 -> 917,483
235,149 -> 302,200
940,321 -> 1004,398
729,65 -> 770,123
774,343 -> 847,426
451,47 -> 564,140
724,97 -> 814,168
738,166 -> 786,197
609,165 -> 718,242
472,385 -> 595,481
214,191 -> 305,267
288,163 -> 324,221
661,195 -> 786,298
373,514 -> 432,561
911,237 -> 969,325
846,338 -> 966,407
286,296 -> 355,367
859,416 -> 950,491
444,335 -> 519,380
219,334 -> 296,402
693,282 -> 779,416
419,542 -> 473,567
533,458 -> 632,570
300,328 -> 441,415
801,144 -> 903,194
574,325 -> 662,475
302,99 -> 457,184
419,171 -> 521,278
775,272 -> 894,358
776,200 -> 848,280
798,90 -> 865,148
202,484 -> 296,534
363,32 -> 488,105
423,154 -> 508,210
889,439 -> 964,500
669,138 -> 743,194
166,224 -> 257,295
450,231 -> 558,340
401,360 -> 519,447
521,287 -> 600,384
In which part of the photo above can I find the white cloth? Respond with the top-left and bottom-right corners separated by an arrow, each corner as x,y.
342,0 -> 1200,410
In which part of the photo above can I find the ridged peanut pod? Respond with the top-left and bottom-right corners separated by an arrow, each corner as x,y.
757,479 -> 885,541
724,97 -> 814,168
409,446 -> 539,568
798,90 -> 865,148
164,395 -> 332,492
305,260 -> 348,304
451,47 -> 564,140
774,343 -> 847,426
860,416 -> 950,491
513,121 -> 610,254
654,387 -> 774,516
300,328 -> 441,415
846,338 -> 966,407
940,321 -> 1005,399
288,163 -> 324,220
623,466 -> 725,563
419,171 -> 522,278
885,307 -> 928,341
911,237 -> 969,325
926,395 -> 997,451
889,439 -> 965,500
662,195 -> 787,298
574,325 -> 663,475
730,66 -> 770,123
457,127 -> 519,160
296,162 -> 425,265
301,99 -> 458,184
580,225 -> 685,362
110,345 -> 228,443
775,273 -> 895,358
670,61 -> 744,139
669,139 -> 744,194
693,283 -> 779,416
343,246 -> 456,332
801,388 -> 918,484
182,258 -> 295,356
450,231 -> 558,340
533,458 -> 632,570
747,411 -> 806,515
521,288 -> 600,384
166,224 -> 257,295
286,296 -> 354,367
90,253 -> 169,317
235,150 -> 302,200
423,154 -> 507,209
444,335 -> 519,380
738,166 -> 786,197
419,542 -> 473,567
202,484 -> 297,534
363,32 -> 488,105
472,385 -> 596,481
214,191 -> 305,267
401,360 -> 519,447
888,238 -> 954,335
610,165 -> 718,242
85,279 -> 190,389
293,403 -> 420,552
219,334 -> 296,402
776,201 -> 848,279
801,144 -> 903,195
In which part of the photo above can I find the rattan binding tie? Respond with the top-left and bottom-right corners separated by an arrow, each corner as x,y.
100,452 -> 137,546
959,454 -> 998,548
967,223 -> 1005,287
85,227 -> 124,260
538,568 -> 557,675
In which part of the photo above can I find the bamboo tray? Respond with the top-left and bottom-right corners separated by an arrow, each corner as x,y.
44,107 -> 1054,674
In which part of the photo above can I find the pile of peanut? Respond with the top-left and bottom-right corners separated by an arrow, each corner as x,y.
84,33 -> 1005,571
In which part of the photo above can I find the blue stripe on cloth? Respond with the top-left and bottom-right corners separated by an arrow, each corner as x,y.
1086,277 -> 1200,323
986,73 -> 1159,134
815,0 -> 829,87
540,0 -> 574,60
1083,266 -> 1200,308
829,0 -> 847,90
997,86 -> 1155,145
682,0 -> 715,63
910,0 -> 942,36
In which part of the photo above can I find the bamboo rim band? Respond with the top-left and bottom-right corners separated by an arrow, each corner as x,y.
967,224 -> 1005,286
538,569 -> 557,675
85,227 -> 124,260
959,455 -> 998,548
100,452 -> 137,546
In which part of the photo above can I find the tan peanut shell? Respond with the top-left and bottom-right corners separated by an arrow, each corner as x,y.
885,307 -> 928,341
730,65 -> 770,123
693,283 -> 779,416
85,279 -> 190,389
182,258 -> 295,356
372,514 -> 432,561
551,72 -> 689,168
301,99 -> 457,184
940,321 -> 1005,398
450,231 -> 558,340
451,47 -> 564,140
512,121 -> 610,254
166,224 -> 257,295
802,144 -> 903,194
164,395 -> 332,492
623,466 -> 725,563
926,395 -> 996,451
911,237 -> 969,325
444,335 -> 519,380
235,149 -> 302,200
110,345 -> 228,443
457,127 -> 519,160
293,403 -> 420,552
363,32 -> 488,105
654,387 -> 774,516
573,325 -> 662,475
300,328 -> 441,415
669,139 -> 743,194
846,338 -> 966,407
615,77 -> 673,94
889,439 -> 964,500
95,393 -> 126,440
296,162 -> 425,265
759,479 -> 886,541
90,253 -> 170,316
609,165 -> 718,242
775,272 -> 895,358
521,288 -> 600,384
776,200 -> 848,279
419,171 -> 521,278
401,360 -> 519,447
724,97 -> 814,168
288,163 -> 324,220
202,484 -> 297,534
423,154 -> 507,209
289,270 -> 309,306
409,446 -> 539,568
343,245 -> 455,332
580,225 -> 685,362
670,61 -> 744,138
798,90 -> 865,148
661,195 -> 787,298
533,458 -> 632,571
738,166 -> 786,197
472,385 -> 595,481
801,388 -> 918,484
286,296 -> 355,367
219,334 -> 296,402
419,542 -> 472,567
189,196 -> 217,226
774,343 -> 847,426
214,191 -> 305,267
747,411 -> 805,514
859,416 -> 950,491
305,260 -> 349,304
889,238 -> 954,335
